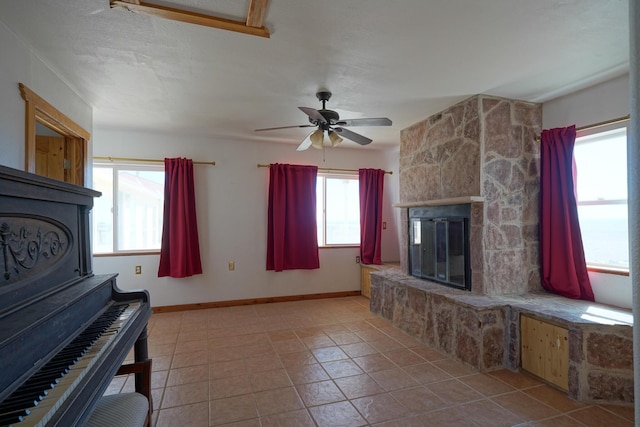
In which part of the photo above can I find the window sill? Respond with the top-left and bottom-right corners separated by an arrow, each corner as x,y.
319,245 -> 359,249
94,251 -> 160,257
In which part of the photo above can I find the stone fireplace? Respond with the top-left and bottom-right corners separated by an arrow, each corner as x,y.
397,94 -> 542,296
370,94 -> 633,404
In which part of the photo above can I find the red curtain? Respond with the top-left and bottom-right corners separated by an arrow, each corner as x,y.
359,168 -> 385,265
158,158 -> 203,278
267,163 -> 319,271
539,126 -> 594,300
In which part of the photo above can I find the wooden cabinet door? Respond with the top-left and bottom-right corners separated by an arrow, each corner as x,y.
521,314 -> 569,390
361,267 -> 375,298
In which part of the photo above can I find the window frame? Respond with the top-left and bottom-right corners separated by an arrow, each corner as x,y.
574,121 -> 630,275
92,161 -> 165,256
316,172 -> 361,248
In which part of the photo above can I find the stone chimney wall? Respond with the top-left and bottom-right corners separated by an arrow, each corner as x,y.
399,95 -> 543,296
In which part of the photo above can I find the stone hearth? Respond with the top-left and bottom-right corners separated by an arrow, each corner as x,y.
370,269 -> 507,371
370,269 -> 633,404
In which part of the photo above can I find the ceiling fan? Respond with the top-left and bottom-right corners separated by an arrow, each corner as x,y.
255,91 -> 392,151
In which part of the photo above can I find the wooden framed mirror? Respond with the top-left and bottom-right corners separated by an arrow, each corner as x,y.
19,83 -> 90,186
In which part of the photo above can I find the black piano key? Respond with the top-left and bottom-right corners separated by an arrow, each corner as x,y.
0,397 -> 38,413
22,371 -> 62,383
44,358 -> 78,370
7,383 -> 52,396
50,348 -> 83,359
45,352 -> 75,362
0,408 -> 29,425
16,383 -> 57,400
42,360 -> 77,370
50,351 -> 85,362
84,323 -> 109,330
3,387 -> 48,403
30,366 -> 71,380
48,353 -> 80,362
55,343 -> 88,353
26,370 -> 66,384
77,328 -> 103,336
57,343 -> 90,354
2,389 -> 47,404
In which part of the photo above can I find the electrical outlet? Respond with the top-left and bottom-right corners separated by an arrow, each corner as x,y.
135,265 -> 142,274
228,261 -> 235,271
356,256 -> 360,264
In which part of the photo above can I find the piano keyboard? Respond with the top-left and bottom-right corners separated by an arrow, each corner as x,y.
0,302 -> 142,427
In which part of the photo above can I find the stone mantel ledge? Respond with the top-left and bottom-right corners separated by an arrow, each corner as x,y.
371,269 -> 633,326
393,196 -> 484,208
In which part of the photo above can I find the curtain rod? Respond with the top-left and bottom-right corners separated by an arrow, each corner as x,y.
94,156 -> 216,165
257,164 -> 393,175
535,115 -> 630,142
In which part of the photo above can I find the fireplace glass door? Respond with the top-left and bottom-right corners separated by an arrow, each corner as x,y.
409,207 -> 470,291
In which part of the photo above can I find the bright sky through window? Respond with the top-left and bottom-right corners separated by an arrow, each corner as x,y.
574,128 -> 627,202
316,175 -> 360,246
574,126 -> 628,270
93,164 -> 164,254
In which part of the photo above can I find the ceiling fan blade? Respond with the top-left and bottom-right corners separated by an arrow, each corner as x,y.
296,132 -> 314,151
335,117 -> 392,127
298,107 -> 327,124
334,127 -> 372,145
255,124 -> 314,131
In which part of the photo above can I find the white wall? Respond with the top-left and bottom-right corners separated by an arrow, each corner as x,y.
92,128 -> 400,308
0,21 -> 92,169
543,73 -> 631,309
543,73 -> 629,128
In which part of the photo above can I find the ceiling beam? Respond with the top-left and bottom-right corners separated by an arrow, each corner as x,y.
110,1 -> 270,38
246,0 -> 268,28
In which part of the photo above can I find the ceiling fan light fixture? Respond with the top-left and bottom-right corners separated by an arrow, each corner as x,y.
310,129 -> 324,149
328,131 -> 343,147
254,91 -> 392,151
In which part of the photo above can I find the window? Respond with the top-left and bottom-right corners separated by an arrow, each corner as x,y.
574,124 -> 628,271
92,163 -> 165,254
316,174 -> 360,246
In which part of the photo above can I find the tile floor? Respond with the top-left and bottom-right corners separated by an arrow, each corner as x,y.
107,296 -> 635,426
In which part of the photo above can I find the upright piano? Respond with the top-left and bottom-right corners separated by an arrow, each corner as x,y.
0,165 -> 152,426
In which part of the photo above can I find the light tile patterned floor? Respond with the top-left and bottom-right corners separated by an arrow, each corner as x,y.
107,296 -> 634,426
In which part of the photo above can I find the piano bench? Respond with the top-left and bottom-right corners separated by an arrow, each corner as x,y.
87,359 -> 153,427
85,392 -> 148,427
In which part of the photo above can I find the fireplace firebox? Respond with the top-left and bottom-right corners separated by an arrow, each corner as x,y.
408,204 -> 471,291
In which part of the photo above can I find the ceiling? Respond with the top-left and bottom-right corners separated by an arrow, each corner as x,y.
0,0 -> 629,149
